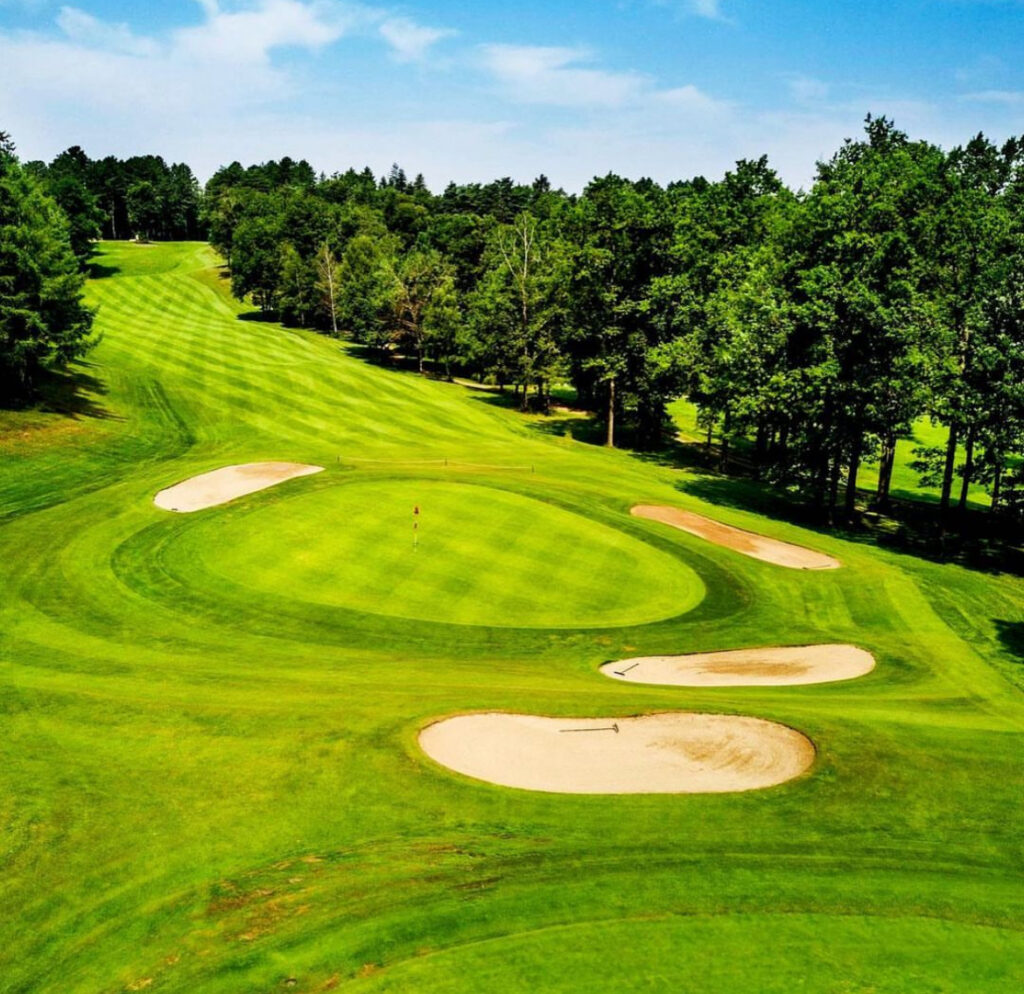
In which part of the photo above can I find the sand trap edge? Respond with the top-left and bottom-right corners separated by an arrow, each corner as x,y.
154,462 -> 324,513
631,504 -> 841,571
418,710 -> 817,795
600,644 -> 876,688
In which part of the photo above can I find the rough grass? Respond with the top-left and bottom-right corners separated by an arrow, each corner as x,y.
0,241 -> 1021,994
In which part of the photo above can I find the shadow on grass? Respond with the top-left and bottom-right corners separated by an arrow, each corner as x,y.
667,460 -> 1024,576
87,261 -> 121,280
671,471 -> 839,536
2,362 -> 118,422
523,410 -> 605,445
237,309 -> 281,323
995,620 -> 1024,663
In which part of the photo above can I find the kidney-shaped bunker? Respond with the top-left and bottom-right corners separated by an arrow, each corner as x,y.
419,712 -> 815,794
601,644 -> 875,688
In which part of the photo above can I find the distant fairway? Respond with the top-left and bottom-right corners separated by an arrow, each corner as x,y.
1,242 -> 1022,994
195,480 -> 705,627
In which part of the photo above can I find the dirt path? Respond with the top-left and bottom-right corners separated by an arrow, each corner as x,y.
601,644 -> 875,687
419,712 -> 815,794
154,462 -> 323,512
632,505 -> 841,570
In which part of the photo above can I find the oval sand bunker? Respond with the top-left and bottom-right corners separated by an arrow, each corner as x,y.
601,644 -> 875,688
154,462 -> 323,512
632,505 -> 840,570
419,712 -> 814,794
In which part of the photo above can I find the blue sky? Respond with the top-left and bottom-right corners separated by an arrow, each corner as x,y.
1,1 -> 1022,189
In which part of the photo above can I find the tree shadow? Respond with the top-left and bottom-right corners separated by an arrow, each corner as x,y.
2,362 -> 119,421
522,410 -> 605,445
669,467 -> 1024,576
87,261 -> 121,280
671,471 -> 836,534
994,620 -> 1024,663
237,310 -> 280,323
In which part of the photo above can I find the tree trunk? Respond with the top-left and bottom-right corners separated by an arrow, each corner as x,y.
876,431 -> 896,509
606,377 -> 616,448
991,461 -> 1003,512
775,424 -> 790,481
754,421 -> 768,478
827,452 -> 842,523
719,411 -> 731,473
958,426 -> 975,512
845,436 -> 862,521
939,423 -> 959,517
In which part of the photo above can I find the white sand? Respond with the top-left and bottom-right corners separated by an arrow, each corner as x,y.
419,712 -> 815,794
632,505 -> 840,570
154,462 -> 323,512
601,644 -> 875,688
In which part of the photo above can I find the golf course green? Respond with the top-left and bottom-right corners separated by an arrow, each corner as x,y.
1,241 -> 1022,993
188,479 -> 705,627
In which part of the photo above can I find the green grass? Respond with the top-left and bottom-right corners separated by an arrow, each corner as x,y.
1,242 -> 1022,994
196,479 -> 705,628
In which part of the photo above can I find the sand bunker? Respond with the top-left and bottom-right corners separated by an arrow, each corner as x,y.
419,712 -> 814,794
632,505 -> 840,570
154,462 -> 323,512
601,644 -> 875,688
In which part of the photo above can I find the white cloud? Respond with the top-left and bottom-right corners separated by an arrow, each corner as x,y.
55,7 -> 158,57
378,16 -> 454,63
650,0 -> 731,22
2,0 -> 1021,195
689,0 -> 726,19
480,45 -> 646,107
173,0 -> 354,65
655,84 -> 730,112
786,74 -> 830,104
953,54 -> 1005,85
479,44 -> 725,110
960,88 -> 1024,105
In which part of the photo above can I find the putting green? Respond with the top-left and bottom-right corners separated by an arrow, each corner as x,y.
193,479 -> 706,627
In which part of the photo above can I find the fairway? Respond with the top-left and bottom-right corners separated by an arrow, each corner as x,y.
1,242 -> 1022,994
193,479 -> 705,627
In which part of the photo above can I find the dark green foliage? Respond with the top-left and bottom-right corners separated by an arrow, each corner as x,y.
188,120 -> 1023,532
0,150 -> 94,400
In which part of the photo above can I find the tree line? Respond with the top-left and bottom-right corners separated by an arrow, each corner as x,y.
0,132 -> 94,399
209,119 -> 1024,525
3,118 -> 1023,534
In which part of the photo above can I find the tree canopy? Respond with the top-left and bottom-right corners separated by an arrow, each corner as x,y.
0,135 -> 94,400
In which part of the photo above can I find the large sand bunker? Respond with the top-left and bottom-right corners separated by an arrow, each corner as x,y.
632,505 -> 840,570
601,644 -> 875,688
419,712 -> 814,794
154,462 -> 324,512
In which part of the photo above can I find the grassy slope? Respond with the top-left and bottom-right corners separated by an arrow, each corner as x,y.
0,242 -> 1022,994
